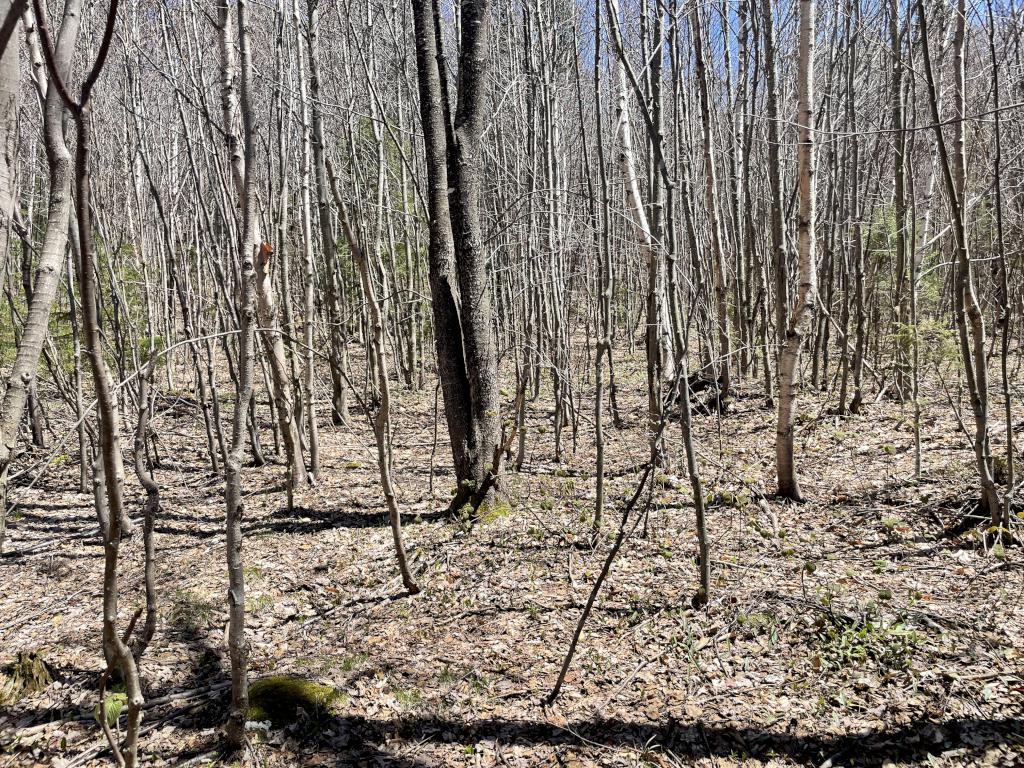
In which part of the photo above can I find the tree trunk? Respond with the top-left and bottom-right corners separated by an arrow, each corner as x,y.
917,0 -> 1002,525
776,0 -> 818,502
0,0 -> 75,493
410,0 -> 499,509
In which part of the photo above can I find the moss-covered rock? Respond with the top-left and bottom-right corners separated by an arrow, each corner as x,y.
246,675 -> 343,727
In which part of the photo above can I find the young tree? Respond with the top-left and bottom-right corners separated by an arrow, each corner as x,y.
776,0 -> 818,502
217,0 -> 258,747
917,0 -> 1002,525
32,0 -> 146,763
328,161 -> 419,594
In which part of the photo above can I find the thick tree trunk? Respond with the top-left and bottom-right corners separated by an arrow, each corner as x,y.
410,0 -> 499,508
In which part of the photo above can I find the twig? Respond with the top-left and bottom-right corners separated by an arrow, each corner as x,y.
545,462 -> 654,704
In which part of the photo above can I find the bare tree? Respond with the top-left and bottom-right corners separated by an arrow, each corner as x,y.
328,160 -> 419,594
218,0 -> 259,747
32,0 -> 145,763
917,0 -> 1002,525
776,0 -> 818,502
410,0 -> 500,510
1,0 -> 76,515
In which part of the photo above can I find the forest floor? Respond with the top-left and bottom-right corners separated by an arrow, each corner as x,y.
0,355 -> 1022,767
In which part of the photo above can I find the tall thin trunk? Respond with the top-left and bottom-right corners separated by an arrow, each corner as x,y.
762,0 -> 787,352
32,0 -> 144,762
328,161 -> 419,593
917,0 -> 1001,524
307,0 -> 348,427
219,0 -> 258,747
776,0 -> 818,502
691,3 -> 733,401
293,0 -> 320,477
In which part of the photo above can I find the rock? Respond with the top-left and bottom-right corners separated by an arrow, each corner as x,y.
246,675 -> 343,728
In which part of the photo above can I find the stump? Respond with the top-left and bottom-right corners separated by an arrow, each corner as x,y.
0,651 -> 54,704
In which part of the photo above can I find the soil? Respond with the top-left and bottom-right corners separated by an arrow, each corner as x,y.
1,355 -> 1021,767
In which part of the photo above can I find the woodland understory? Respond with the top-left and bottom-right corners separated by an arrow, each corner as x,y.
1,0 -> 1024,764
1,355 -> 1022,767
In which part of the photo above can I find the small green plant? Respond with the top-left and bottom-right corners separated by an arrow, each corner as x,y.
341,653 -> 369,672
170,590 -> 215,633
394,687 -> 424,708
814,610 -> 921,671
477,499 -> 512,525
880,516 -> 902,537
467,671 -> 489,695
246,593 -> 273,614
736,612 -> 779,644
94,691 -> 127,728
707,489 -> 750,510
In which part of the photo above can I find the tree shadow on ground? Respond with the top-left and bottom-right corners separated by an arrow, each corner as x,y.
246,506 -> 446,537
301,713 -> 1022,767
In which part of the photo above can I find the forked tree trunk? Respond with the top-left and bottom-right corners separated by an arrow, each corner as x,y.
410,0 -> 499,510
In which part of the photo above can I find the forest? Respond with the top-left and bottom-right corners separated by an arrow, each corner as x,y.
0,0 -> 1022,764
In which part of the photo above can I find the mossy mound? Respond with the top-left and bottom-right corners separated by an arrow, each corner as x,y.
0,651 -> 54,704
247,675 -> 343,727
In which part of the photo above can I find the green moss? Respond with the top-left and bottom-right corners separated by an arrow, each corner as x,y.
477,499 -> 511,525
247,675 -> 345,727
